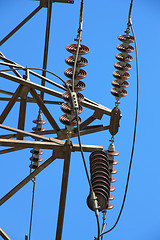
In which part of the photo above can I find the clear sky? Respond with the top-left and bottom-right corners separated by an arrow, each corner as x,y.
0,0 -> 160,240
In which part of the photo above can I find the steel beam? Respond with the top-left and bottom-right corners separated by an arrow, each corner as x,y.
0,124 -> 63,144
30,88 -> 60,131
0,52 -> 22,78
17,98 -> 27,140
55,141 -> 71,240
0,6 -> 42,46
0,228 -> 11,240
0,139 -> 103,152
0,85 -> 23,124
0,71 -> 112,115
41,0 -> 52,100
0,147 -> 25,155
0,155 -> 56,206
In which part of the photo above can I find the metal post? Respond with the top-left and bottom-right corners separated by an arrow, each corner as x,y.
55,141 -> 72,240
41,0 -> 52,100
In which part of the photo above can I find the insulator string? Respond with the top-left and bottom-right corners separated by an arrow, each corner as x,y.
99,2 -> 139,238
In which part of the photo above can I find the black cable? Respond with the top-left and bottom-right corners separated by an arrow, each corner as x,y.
75,109 -> 92,189
99,8 -> 139,239
29,177 -> 36,240
75,109 -> 100,240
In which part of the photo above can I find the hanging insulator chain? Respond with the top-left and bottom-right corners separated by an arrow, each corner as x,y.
111,26 -> 134,106
59,43 -> 89,132
29,111 -> 46,169
104,141 -> 119,210
87,150 -> 113,212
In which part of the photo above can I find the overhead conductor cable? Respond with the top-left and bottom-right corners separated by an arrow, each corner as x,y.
99,0 -> 139,237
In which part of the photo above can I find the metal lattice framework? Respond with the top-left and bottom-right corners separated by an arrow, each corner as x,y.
0,0 -> 135,239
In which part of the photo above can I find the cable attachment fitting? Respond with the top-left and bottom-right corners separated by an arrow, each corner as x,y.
70,92 -> 79,110
88,191 -> 100,215
109,106 -> 121,137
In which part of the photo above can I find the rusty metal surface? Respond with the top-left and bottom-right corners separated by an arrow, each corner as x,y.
0,228 -> 11,240
55,141 -> 72,240
0,155 -> 56,206
0,6 -> 42,46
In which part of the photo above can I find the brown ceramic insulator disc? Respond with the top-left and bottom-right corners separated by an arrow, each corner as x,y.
107,202 -> 114,210
91,179 -> 110,189
64,68 -> 87,80
113,159 -> 119,165
91,179 -> 110,190
29,163 -> 40,169
109,194 -> 114,200
59,114 -> 82,126
114,62 -> 131,71
105,149 -> 119,156
110,168 -> 118,174
113,71 -> 130,80
62,91 -> 84,103
90,156 -> 109,167
91,170 -> 110,180
66,44 -> 90,55
30,149 -> 44,155
90,166 -> 110,176
110,185 -> 116,192
94,187 -> 110,199
112,80 -> 129,89
111,88 -> 128,98
90,150 -> 108,158
93,182 -> 110,193
65,56 -> 88,67
108,158 -> 119,165
118,35 -> 134,43
90,154 -> 108,161
90,150 -> 108,160
90,156 -> 108,166
117,44 -> 134,53
32,127 -> 46,132
61,102 -> 83,115
63,80 -> 86,91
111,176 -> 117,183
33,119 -> 46,125
91,172 -> 110,184
30,156 -> 43,162
92,187 -> 110,199
90,161 -> 109,172
91,174 -> 110,186
87,192 -> 108,212
116,53 -> 133,62
93,189 -> 110,202
92,168 -> 110,177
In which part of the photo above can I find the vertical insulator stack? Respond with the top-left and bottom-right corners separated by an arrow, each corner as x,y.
104,142 -> 119,209
59,43 -> 89,131
29,112 -> 46,169
111,34 -> 134,101
87,150 -> 112,212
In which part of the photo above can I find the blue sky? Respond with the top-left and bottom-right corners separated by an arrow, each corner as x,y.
0,0 -> 160,240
